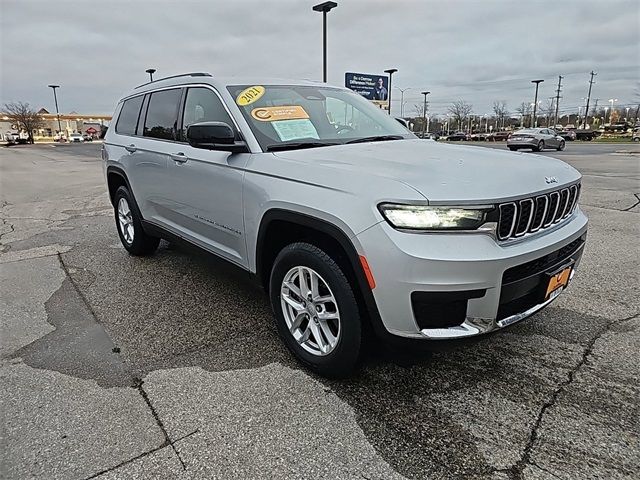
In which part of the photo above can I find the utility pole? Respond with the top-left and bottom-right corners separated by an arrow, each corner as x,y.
582,71 -> 596,129
421,91 -> 430,137
553,75 -> 563,127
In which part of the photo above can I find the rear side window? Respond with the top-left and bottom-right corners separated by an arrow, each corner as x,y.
181,87 -> 236,140
143,89 -> 182,140
115,96 -> 143,135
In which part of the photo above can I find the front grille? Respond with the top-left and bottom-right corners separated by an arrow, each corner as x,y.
497,183 -> 580,241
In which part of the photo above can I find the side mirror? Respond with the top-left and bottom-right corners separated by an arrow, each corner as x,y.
186,122 -> 248,153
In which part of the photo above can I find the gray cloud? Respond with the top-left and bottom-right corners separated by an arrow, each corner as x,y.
1,0 -> 638,117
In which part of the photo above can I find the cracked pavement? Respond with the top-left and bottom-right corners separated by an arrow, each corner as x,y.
1,142 -> 638,479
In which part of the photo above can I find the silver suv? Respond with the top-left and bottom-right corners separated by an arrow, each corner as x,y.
103,73 -> 588,376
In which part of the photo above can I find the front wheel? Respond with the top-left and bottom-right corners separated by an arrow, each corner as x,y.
508,146 -> 518,151
557,140 -> 565,151
269,242 -> 362,377
536,140 -> 545,151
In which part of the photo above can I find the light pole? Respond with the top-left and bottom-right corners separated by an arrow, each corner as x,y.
312,1 -> 338,83
384,68 -> 397,115
395,87 -> 411,117
625,107 -> 630,122
421,91 -> 430,137
47,84 -> 63,139
145,68 -> 156,82
531,79 -> 544,127
608,98 -> 618,123
604,107 -> 609,124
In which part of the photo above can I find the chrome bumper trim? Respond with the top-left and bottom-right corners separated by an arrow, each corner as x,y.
418,271 -> 574,340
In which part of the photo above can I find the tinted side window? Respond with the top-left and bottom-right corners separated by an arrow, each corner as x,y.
115,96 -> 143,135
181,87 -> 236,140
143,89 -> 182,140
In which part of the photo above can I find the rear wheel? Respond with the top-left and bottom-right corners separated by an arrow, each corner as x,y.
269,242 -> 361,377
113,186 -> 159,256
536,140 -> 545,151
557,140 -> 565,151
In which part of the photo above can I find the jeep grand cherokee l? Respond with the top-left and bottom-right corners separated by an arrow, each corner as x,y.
103,72 -> 588,377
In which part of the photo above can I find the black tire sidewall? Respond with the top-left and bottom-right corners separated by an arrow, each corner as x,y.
538,140 -> 544,151
269,243 -> 361,377
113,186 -> 158,256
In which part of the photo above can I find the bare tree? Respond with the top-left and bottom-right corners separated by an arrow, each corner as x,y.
2,102 -> 44,143
448,100 -> 473,131
543,99 -> 555,127
492,101 -> 508,130
515,102 -> 532,127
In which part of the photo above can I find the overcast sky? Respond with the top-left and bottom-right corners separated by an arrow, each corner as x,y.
1,0 -> 638,118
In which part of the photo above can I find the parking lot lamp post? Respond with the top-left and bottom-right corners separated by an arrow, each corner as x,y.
604,107 -> 609,124
384,68 -> 397,115
625,107 -> 630,122
607,98 -> 617,123
312,2 -> 338,83
531,79 -> 544,127
396,87 -> 410,117
47,85 -> 63,139
145,69 -> 156,82
421,91 -> 430,137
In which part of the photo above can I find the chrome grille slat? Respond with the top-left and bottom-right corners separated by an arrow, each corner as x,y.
496,183 -> 580,241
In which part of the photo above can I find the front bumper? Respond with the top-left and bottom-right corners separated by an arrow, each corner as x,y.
356,208 -> 588,339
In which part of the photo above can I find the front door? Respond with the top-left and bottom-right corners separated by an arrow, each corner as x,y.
164,86 -> 249,268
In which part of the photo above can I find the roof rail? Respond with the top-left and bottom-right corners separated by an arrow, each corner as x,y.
134,72 -> 212,89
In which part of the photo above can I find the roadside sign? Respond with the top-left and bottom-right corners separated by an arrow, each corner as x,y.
345,72 -> 389,110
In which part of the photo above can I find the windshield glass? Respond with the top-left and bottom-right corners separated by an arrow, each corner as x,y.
227,84 -> 413,150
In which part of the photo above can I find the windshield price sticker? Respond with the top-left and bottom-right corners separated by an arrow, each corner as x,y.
251,105 -> 309,122
272,119 -> 319,142
236,86 -> 265,106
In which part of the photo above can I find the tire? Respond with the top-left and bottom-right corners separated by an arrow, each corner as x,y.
536,140 -> 545,151
113,185 -> 159,256
633,137 -> 640,142
508,147 -> 518,151
557,141 -> 565,151
269,242 -> 361,378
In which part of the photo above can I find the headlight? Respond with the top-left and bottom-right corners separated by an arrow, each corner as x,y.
378,204 -> 489,230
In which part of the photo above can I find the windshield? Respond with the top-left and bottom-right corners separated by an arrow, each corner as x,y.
227,84 -> 413,151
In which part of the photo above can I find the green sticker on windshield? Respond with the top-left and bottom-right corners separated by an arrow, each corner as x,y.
272,119 -> 319,142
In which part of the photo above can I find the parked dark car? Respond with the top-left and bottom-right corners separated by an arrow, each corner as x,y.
492,131 -> 511,141
446,132 -> 470,141
82,134 -> 94,142
558,130 -> 577,141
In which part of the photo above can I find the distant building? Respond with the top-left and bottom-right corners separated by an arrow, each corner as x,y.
0,108 -> 112,140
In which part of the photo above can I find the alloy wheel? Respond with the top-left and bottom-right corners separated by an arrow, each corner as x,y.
117,197 -> 134,244
280,266 -> 341,356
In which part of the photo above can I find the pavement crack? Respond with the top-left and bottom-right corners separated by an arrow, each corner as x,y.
622,192 -> 640,211
82,443 -> 167,479
507,312 -> 640,479
135,380 -> 187,470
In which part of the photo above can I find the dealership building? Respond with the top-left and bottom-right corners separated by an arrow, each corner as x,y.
0,108 -> 112,141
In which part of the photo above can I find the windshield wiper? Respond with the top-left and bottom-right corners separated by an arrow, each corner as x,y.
266,141 -> 339,152
345,135 -> 404,145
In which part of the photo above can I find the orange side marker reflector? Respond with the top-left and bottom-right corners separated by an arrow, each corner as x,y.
359,255 -> 376,290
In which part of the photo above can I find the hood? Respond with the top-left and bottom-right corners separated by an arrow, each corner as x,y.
274,139 -> 581,204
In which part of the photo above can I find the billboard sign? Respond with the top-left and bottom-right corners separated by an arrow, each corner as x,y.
345,72 -> 389,109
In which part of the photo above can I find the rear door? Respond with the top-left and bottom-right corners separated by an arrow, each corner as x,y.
136,88 -> 184,225
162,86 -> 249,267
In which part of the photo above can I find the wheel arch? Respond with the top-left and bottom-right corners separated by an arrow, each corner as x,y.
255,209 -> 388,338
106,166 -> 132,206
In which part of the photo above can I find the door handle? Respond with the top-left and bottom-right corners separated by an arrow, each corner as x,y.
125,144 -> 137,153
170,152 -> 188,164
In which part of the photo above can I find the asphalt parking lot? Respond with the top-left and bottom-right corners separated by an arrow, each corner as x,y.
1,141 -> 638,479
